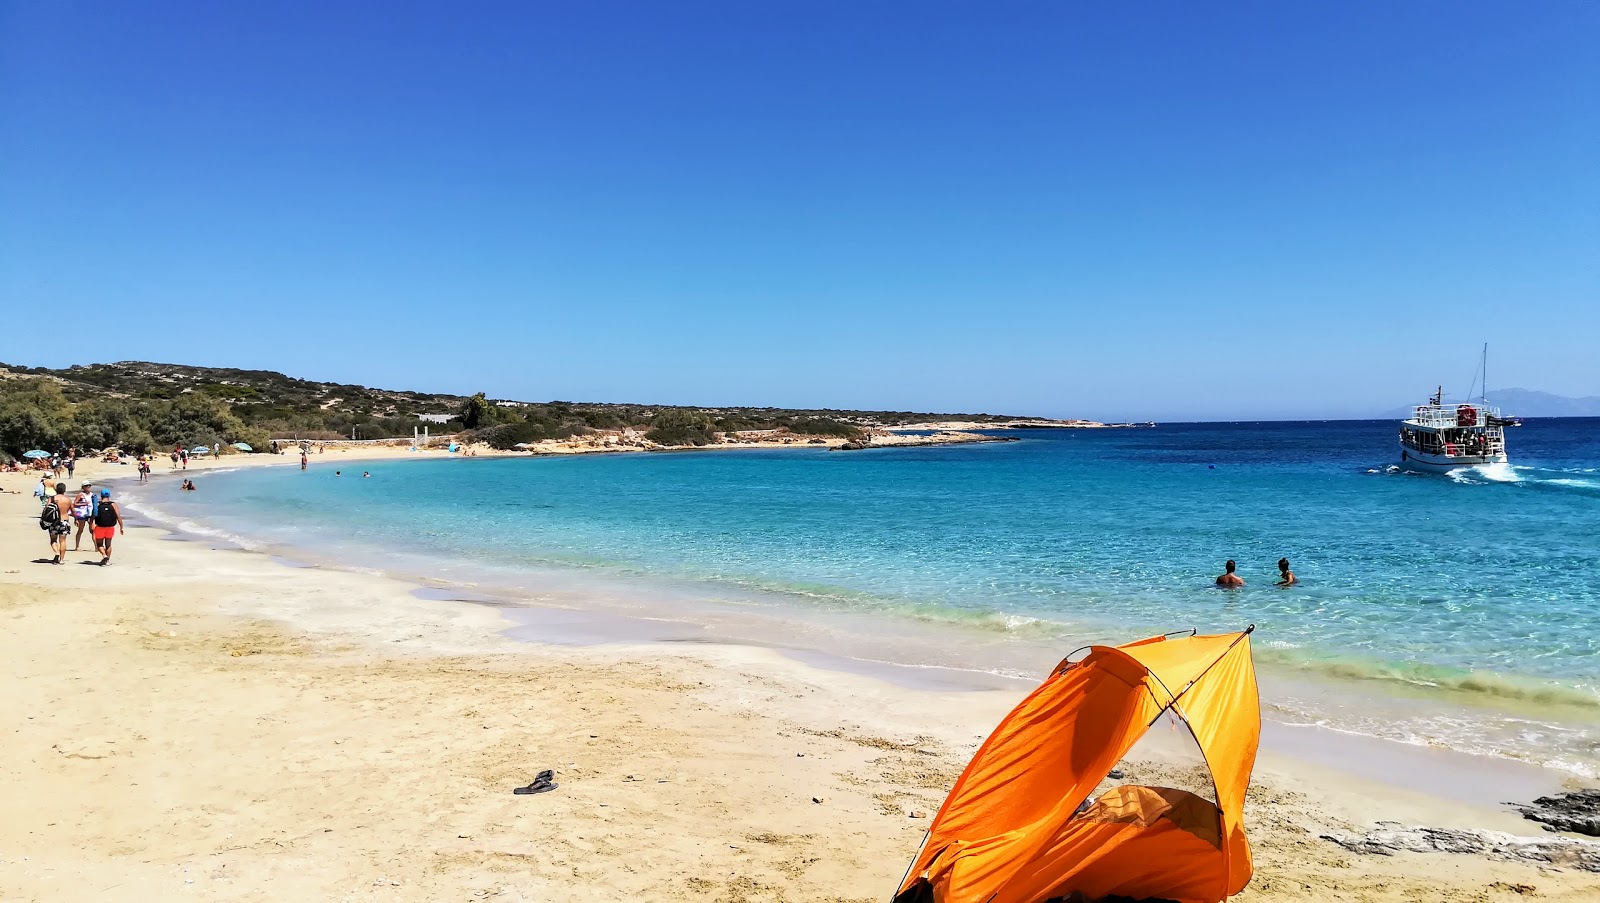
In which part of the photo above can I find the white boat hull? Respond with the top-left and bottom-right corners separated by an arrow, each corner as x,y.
1398,447 -> 1508,473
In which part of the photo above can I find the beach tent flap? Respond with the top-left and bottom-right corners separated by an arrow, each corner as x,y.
894,628 -> 1259,903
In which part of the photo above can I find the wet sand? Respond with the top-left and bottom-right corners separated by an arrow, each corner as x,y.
2,452 -> 1596,901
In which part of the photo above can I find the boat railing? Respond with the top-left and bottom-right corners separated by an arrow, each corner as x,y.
1408,403 -> 1501,429
1400,431 -> 1506,457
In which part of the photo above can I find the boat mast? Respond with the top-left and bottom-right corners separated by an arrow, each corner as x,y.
1482,342 -> 1488,404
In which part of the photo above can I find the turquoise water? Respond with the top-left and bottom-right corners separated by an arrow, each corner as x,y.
124,420 -> 1600,776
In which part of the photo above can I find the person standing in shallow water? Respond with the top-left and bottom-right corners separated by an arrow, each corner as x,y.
1276,557 -> 1297,586
1216,560 -> 1245,587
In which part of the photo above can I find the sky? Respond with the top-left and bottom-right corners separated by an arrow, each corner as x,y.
2,2 -> 1596,421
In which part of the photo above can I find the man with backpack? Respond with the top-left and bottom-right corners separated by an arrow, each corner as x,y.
92,489 -> 124,565
40,482 -> 73,564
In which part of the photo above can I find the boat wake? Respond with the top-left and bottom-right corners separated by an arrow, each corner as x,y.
1448,462 -> 1520,484
1446,464 -> 1600,492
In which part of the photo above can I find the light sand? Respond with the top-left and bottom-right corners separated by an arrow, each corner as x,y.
2,454 -> 1596,901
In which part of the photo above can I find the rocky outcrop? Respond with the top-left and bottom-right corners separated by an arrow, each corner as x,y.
1321,825 -> 1600,872
1512,789 -> 1600,837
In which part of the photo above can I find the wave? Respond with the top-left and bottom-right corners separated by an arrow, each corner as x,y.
117,492 -> 266,551
1255,646 -> 1600,711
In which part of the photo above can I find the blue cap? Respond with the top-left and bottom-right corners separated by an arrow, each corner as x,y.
100,490 -> 110,497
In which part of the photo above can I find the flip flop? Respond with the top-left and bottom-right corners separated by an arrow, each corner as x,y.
513,777 -> 557,795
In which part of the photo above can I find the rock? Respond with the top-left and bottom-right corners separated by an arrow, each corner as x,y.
1321,826 -> 1600,872
812,796 -> 824,804
1512,788 -> 1600,837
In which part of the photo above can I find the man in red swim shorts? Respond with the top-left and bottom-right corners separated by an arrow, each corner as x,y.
92,489 -> 124,566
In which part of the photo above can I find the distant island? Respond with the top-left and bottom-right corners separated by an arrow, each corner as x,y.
1384,388 -> 1600,419
0,361 -> 1128,461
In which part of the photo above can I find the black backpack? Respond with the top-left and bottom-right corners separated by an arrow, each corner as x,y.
39,502 -> 61,529
95,501 -> 118,528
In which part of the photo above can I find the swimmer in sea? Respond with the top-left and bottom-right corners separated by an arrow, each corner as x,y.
1276,557 -> 1296,586
1216,560 -> 1244,588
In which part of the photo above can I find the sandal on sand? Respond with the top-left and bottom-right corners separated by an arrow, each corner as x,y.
514,771 -> 557,795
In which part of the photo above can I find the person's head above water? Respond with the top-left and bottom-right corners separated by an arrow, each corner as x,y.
1278,557 -> 1290,572
1224,560 -> 1237,573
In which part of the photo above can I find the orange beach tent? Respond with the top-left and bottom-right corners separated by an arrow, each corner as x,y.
894,628 -> 1260,903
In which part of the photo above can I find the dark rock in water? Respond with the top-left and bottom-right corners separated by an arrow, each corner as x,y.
1513,788 -> 1600,837
835,441 -> 870,451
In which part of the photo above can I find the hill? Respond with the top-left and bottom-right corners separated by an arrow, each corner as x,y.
1382,388 -> 1600,419
0,360 -> 1044,458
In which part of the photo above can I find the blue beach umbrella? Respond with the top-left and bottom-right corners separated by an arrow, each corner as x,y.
22,450 -> 50,459
232,442 -> 253,452
190,445 -> 212,455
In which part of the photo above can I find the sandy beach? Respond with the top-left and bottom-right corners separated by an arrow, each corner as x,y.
3,451 -> 1597,901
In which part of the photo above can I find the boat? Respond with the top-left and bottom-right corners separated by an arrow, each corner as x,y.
1398,345 -> 1512,473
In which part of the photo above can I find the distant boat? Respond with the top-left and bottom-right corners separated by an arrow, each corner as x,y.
1398,345 -> 1512,473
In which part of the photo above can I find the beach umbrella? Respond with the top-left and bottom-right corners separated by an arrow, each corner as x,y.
232,442 -> 254,452
22,450 -> 50,459
191,445 -> 212,455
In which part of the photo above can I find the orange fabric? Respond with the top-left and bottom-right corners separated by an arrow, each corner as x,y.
896,631 -> 1259,903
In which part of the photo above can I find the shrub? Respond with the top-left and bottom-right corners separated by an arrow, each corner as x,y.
646,409 -> 719,446
784,417 -> 862,439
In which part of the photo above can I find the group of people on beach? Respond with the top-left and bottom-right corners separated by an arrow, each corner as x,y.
36,478 -> 123,565
1216,558 -> 1296,587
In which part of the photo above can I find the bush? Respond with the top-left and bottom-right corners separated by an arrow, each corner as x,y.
472,420 -> 588,450
646,409 -> 719,446
784,417 -> 862,439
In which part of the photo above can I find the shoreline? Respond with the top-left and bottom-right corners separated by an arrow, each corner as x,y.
102,450 -> 1600,789
4,453 -> 1597,899
120,451 -> 1600,789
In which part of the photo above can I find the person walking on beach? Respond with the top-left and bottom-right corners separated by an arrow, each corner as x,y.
71,481 -> 96,551
92,489 -> 124,565
65,449 -> 76,481
1276,558 -> 1297,586
42,483 -> 73,563
1216,560 -> 1245,587
300,450 -> 308,471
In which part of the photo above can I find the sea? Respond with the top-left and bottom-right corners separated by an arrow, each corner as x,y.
121,419 -> 1600,782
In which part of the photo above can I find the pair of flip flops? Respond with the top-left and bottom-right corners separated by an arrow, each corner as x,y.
514,769 -> 557,795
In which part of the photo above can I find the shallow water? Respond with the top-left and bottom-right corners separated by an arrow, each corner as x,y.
123,419 -> 1600,777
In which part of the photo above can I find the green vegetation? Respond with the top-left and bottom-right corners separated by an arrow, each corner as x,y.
0,359 -> 1037,460
781,417 -> 861,438
0,377 -> 267,458
644,409 -> 719,446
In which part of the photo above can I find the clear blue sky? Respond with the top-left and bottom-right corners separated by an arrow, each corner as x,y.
2,2 -> 1595,420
